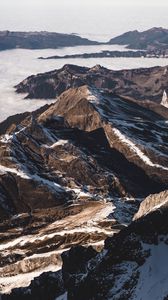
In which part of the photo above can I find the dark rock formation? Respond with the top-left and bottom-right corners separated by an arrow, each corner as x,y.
0,31 -> 99,51
109,27 -> 168,51
1,78 -> 168,296
1,84 -> 168,220
2,270 -> 65,300
15,64 -> 168,110
61,191 -> 168,300
4,190 -> 168,300
38,50 -> 147,60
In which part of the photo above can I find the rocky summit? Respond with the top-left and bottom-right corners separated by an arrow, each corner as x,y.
15,64 -> 168,113
0,64 -> 168,299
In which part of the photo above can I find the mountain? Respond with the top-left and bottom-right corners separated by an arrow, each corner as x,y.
3,190 -> 168,300
1,84 -> 168,219
109,27 -> 168,51
60,190 -> 168,300
38,50 -> 147,60
0,31 -> 99,51
0,81 -> 168,294
15,64 -> 168,115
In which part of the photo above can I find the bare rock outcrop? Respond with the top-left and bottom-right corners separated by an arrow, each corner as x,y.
134,190 -> 168,220
15,64 -> 168,113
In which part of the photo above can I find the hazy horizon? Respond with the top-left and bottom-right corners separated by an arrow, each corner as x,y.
0,1 -> 167,41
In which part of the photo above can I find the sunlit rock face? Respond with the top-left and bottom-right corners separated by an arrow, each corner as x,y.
161,90 -> 168,108
134,190 -> 168,220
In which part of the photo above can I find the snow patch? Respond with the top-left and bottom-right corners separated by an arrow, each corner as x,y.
112,128 -> 168,171
0,134 -> 13,143
161,90 -> 168,108
0,164 -> 30,179
0,264 -> 60,295
0,164 -> 65,193
133,239 -> 168,300
50,140 -> 69,148
55,292 -> 68,300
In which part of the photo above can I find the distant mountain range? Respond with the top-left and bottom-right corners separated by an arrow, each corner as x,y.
109,27 -> 168,51
0,31 -> 99,51
0,27 -> 167,51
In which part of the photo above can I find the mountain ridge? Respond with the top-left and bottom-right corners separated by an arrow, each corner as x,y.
109,27 -> 168,51
0,31 -> 99,51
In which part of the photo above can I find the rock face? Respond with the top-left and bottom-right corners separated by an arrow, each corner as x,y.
1,84 -> 168,220
2,270 -> 65,300
60,190 -> 168,300
134,190 -> 168,220
109,27 -> 168,50
1,71 -> 168,296
0,31 -> 99,51
15,64 -> 168,108
4,190 -> 168,300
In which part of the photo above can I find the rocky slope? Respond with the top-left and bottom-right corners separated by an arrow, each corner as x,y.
1,84 -> 167,220
0,83 -> 168,294
15,64 -> 168,110
60,190 -> 168,300
3,190 -> 168,300
0,31 -> 98,51
109,27 -> 168,51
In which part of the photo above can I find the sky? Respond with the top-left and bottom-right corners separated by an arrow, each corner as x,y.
1,0 -> 168,6
0,0 -> 167,40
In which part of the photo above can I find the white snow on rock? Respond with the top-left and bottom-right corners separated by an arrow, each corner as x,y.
109,261 -> 138,300
50,140 -> 69,148
0,264 -> 60,295
112,128 -> 168,171
0,200 -> 116,294
161,90 -> 168,108
55,292 -> 68,300
0,164 -> 65,193
133,239 -> 168,300
108,237 -> 168,300
0,134 -> 13,143
0,164 -> 30,179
